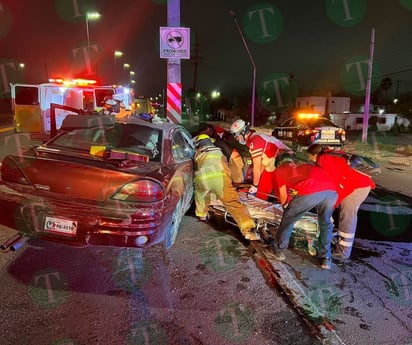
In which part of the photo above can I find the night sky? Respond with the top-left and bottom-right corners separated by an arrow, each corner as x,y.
1,0 -> 411,105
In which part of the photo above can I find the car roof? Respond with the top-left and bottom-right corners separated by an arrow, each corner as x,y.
282,116 -> 338,126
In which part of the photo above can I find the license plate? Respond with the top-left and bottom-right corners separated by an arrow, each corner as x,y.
44,216 -> 77,236
321,130 -> 335,139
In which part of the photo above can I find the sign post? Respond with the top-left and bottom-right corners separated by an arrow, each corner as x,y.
160,0 -> 190,124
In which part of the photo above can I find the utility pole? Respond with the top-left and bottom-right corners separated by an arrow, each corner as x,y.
362,28 -> 375,143
167,0 -> 181,123
229,10 -> 256,127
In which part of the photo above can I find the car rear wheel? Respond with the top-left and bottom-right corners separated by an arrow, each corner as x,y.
164,198 -> 183,250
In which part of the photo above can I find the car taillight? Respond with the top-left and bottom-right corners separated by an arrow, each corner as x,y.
298,129 -> 318,136
112,179 -> 165,202
0,157 -> 30,185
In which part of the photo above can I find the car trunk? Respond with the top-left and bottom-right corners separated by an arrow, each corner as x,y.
1,150 -> 158,202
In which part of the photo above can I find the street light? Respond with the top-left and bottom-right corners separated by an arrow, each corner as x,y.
114,50 -> 123,76
229,10 -> 256,127
123,63 -> 130,71
85,12 -> 100,51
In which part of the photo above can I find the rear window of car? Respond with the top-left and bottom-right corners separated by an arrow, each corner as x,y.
49,123 -> 163,162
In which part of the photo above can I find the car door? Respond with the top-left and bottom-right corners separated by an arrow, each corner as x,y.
171,129 -> 195,212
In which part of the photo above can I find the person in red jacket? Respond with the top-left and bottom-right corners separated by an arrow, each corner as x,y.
230,119 -> 291,199
269,152 -> 338,270
306,144 -> 376,259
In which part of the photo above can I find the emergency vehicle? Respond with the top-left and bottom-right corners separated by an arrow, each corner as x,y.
10,78 -> 133,140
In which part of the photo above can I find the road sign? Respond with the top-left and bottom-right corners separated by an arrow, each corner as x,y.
160,27 -> 190,59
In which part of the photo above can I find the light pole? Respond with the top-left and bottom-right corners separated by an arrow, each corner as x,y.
129,70 -> 135,85
229,10 -> 256,127
85,12 -> 100,52
114,51 -> 123,80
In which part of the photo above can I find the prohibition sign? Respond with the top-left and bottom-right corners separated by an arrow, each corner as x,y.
166,30 -> 184,49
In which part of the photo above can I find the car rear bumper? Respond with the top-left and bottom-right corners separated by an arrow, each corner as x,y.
0,183 -> 166,248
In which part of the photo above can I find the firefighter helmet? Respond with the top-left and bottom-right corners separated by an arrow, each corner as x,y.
194,134 -> 214,149
230,119 -> 249,136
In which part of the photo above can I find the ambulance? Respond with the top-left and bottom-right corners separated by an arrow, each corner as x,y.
10,78 -> 133,140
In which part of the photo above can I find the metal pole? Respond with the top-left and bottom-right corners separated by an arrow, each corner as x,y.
229,10 -> 256,127
362,28 -> 375,143
86,16 -> 90,52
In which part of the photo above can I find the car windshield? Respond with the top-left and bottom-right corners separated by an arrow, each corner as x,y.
49,123 -> 162,162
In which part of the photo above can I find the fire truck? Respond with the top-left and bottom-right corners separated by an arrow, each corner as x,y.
10,78 -> 133,140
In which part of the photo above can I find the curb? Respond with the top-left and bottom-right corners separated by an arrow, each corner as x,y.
250,242 -> 347,345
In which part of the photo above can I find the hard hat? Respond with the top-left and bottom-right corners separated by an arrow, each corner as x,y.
230,119 -> 249,135
275,151 -> 296,167
194,134 -> 215,148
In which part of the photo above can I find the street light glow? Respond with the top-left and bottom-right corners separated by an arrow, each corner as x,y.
114,51 -> 123,57
85,12 -> 100,51
86,12 -> 101,20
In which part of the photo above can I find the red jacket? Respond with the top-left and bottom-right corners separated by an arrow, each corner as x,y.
272,162 -> 338,202
317,153 -> 375,206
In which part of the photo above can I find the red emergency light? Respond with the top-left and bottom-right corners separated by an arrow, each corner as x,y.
48,78 -> 97,86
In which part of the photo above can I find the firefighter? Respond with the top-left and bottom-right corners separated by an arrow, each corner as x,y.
269,152 -> 338,270
193,124 -> 247,185
193,134 -> 258,241
306,144 -> 376,259
230,119 -> 291,199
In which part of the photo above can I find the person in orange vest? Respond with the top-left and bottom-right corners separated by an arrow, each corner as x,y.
269,152 -> 338,270
193,134 -> 258,241
230,119 -> 291,199
306,144 -> 376,259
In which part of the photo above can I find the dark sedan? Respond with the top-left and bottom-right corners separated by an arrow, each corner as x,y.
0,114 -> 195,250
272,114 -> 346,150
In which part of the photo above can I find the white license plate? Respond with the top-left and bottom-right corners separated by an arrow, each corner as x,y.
44,216 -> 78,236
321,130 -> 335,139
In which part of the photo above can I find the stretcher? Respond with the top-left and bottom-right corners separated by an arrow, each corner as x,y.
208,190 -> 320,252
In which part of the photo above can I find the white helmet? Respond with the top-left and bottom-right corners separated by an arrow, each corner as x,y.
230,119 -> 249,135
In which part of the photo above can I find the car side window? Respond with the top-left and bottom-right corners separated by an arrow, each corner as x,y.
172,131 -> 194,162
